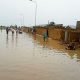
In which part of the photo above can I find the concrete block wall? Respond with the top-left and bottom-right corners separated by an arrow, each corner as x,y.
68,31 -> 80,42
36,27 -> 46,35
48,28 -> 65,40
23,27 -> 80,43
35,27 -> 65,41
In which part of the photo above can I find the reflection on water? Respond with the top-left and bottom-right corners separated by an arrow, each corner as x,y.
0,30 -> 80,80
66,50 -> 80,62
16,32 -> 18,46
0,29 -> 2,33
35,34 -> 80,62
12,33 -> 14,45
6,35 -> 8,47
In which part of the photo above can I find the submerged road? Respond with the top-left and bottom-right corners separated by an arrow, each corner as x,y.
0,30 -> 80,80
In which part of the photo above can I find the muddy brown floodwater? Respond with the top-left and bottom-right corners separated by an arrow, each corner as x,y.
0,30 -> 80,80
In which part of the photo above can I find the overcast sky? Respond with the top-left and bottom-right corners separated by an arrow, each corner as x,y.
0,0 -> 80,27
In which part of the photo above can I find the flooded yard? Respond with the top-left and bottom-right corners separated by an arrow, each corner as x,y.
0,30 -> 80,80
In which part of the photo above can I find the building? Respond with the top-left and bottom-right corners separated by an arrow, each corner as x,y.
76,21 -> 80,29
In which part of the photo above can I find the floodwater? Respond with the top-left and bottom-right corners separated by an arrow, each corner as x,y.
0,30 -> 80,80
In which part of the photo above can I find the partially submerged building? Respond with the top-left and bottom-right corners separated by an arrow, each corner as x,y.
76,21 -> 80,29
23,22 -> 80,44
